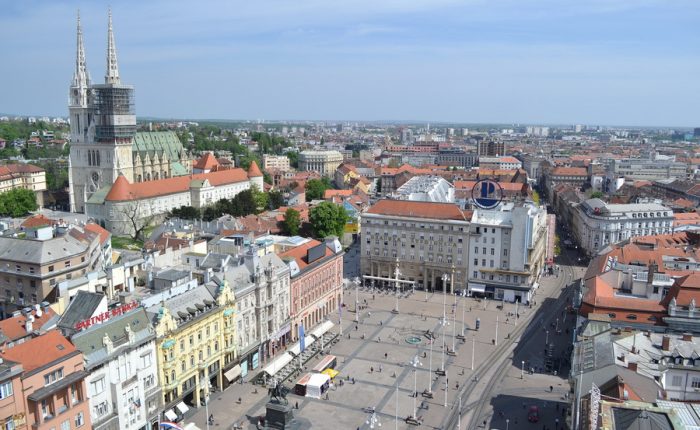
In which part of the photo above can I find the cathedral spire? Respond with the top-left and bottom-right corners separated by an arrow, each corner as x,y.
105,8 -> 120,85
72,10 -> 90,104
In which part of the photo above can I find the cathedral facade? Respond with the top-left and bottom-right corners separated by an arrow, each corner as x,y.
68,11 -> 191,213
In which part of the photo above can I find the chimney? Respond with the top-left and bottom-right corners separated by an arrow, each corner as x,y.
628,362 -> 638,372
683,333 -> 693,342
25,315 -> 34,333
662,335 -> 671,351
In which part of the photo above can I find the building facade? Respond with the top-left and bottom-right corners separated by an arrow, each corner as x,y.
0,225 -> 105,317
478,156 -> 522,170
68,12 -> 191,213
298,150 -> 343,177
148,280 -> 236,416
85,163 -> 264,236
608,158 -> 688,182
262,155 -> 290,172
0,164 -> 47,207
0,330 -> 91,430
279,238 -> 343,342
572,199 -> 674,256
71,307 -> 160,430
361,200 -> 471,292
466,202 -> 547,303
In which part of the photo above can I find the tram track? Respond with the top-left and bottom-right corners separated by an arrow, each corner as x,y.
442,260 -> 576,430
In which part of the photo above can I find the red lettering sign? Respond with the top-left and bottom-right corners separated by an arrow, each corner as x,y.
74,301 -> 139,330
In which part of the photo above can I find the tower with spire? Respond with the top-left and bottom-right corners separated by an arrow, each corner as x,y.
69,9 -> 136,213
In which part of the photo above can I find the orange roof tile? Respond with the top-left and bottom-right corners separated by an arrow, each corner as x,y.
278,239 -> 334,271
20,214 -> 57,229
0,307 -> 56,345
105,169 -> 250,202
324,189 -> 353,199
1,330 -> 78,372
366,200 -> 470,221
193,152 -> 220,170
247,160 -> 263,177
552,167 -> 588,176
84,222 -> 111,245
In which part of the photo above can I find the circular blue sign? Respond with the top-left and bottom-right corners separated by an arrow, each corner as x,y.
471,179 -> 504,209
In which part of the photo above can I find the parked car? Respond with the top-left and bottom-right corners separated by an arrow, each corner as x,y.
528,405 -> 540,423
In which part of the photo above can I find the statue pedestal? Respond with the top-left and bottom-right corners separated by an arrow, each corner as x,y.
265,402 -> 296,429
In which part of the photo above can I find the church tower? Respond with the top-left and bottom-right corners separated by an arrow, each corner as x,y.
69,9 -> 135,213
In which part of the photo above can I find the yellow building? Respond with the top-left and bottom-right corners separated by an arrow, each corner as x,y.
149,280 -> 236,415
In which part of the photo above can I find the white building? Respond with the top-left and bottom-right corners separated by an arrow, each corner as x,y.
479,156 -> 523,170
298,150 -> 343,177
608,158 -> 687,182
393,175 -> 455,203
572,199 -> 674,256
71,307 -> 161,430
85,162 -> 264,236
467,202 -> 547,303
263,154 -> 291,172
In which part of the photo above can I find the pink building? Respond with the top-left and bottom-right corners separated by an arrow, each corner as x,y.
1,330 -> 91,430
280,238 -> 344,339
0,359 -> 25,430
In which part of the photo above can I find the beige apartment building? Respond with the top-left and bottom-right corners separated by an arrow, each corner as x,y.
0,164 -> 47,207
360,200 -> 471,292
262,154 -> 291,172
0,225 -> 106,317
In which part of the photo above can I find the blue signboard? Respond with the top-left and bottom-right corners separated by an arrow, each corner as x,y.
472,179 -> 504,210
252,352 -> 259,369
299,324 -> 306,353
241,360 -> 249,377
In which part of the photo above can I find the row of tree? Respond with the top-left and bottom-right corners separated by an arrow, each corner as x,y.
167,187 -> 284,222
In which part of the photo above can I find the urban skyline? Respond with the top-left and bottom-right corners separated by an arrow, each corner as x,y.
1,0 -> 699,126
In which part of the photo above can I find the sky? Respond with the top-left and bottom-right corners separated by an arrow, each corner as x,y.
1,0 -> 699,126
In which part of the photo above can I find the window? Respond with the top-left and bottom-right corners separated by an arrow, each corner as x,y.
474,247 -> 478,254
473,271 -> 478,278
503,249 -> 508,256
691,378 -> 700,389
44,368 -> 64,386
89,377 -> 105,396
626,314 -> 637,320
41,399 -> 50,418
14,265 -> 20,272
140,352 -> 152,369
490,248 -> 495,255
0,381 -> 12,399
75,412 -> 85,427
64,261 -> 71,268
671,375 -> 683,387
473,259 -> 478,266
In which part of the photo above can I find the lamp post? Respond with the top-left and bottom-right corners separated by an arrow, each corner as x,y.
495,315 -> 498,346
444,379 -> 448,408
546,329 -> 549,345
202,371 -> 211,430
521,360 -> 525,379
410,355 -> 422,418
471,335 -> 475,370
457,393 -> 462,430
506,418 -> 510,430
451,291 -> 457,353
354,277 -> 360,323
393,259 -> 400,314
395,380 -> 399,430
427,332 -> 434,395
515,301 -> 518,326
461,295 -> 466,337
440,274 -> 448,372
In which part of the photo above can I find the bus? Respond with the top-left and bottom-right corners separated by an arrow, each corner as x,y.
312,355 -> 337,373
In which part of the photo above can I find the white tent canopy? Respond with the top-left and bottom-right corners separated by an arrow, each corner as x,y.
310,320 -> 334,339
288,336 -> 316,356
305,372 -> 331,399
262,352 -> 294,377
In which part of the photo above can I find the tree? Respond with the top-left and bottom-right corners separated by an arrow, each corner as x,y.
590,191 -> 604,199
268,190 -> 284,209
0,188 -> 37,217
283,208 -> 301,236
387,159 -> 400,168
286,151 -> 299,168
117,194 -> 156,241
532,189 -> 541,206
309,202 -> 348,239
305,178 -> 330,201
168,205 -> 201,220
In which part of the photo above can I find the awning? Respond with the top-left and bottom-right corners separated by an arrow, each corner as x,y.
262,352 -> 294,377
288,336 -> 316,356
164,409 -> 177,421
322,368 -> 339,379
469,283 -> 486,293
176,401 -> 189,415
224,365 -> 241,382
310,320 -> 334,339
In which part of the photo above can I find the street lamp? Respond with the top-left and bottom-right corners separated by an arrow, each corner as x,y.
495,315 -> 498,347
546,330 -> 549,345
506,418 -> 510,430
410,355 -> 422,418
444,379 -> 448,408
354,277 -> 360,323
471,335 -> 475,370
202,370 -> 211,430
426,331 -> 434,396
521,360 -> 525,379
393,259 -> 400,314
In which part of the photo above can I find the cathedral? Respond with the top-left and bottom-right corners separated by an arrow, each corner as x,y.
68,11 -> 192,213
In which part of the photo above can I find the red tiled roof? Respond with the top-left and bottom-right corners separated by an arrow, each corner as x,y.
1,330 -> 77,372
366,200 -> 470,221
247,160 -> 263,177
84,222 -> 111,245
21,214 -> 58,229
105,169 -> 250,202
324,189 -> 353,199
193,153 -> 220,170
552,167 -> 588,177
0,307 -> 56,345
278,239 -> 334,271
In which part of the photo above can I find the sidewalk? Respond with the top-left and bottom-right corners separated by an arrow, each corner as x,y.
184,377 -> 268,429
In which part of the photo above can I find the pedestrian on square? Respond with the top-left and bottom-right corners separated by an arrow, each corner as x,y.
370,366 -> 374,373
295,401 -> 299,409
379,364 -> 383,373
550,385 -> 553,392
385,352 -> 388,359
